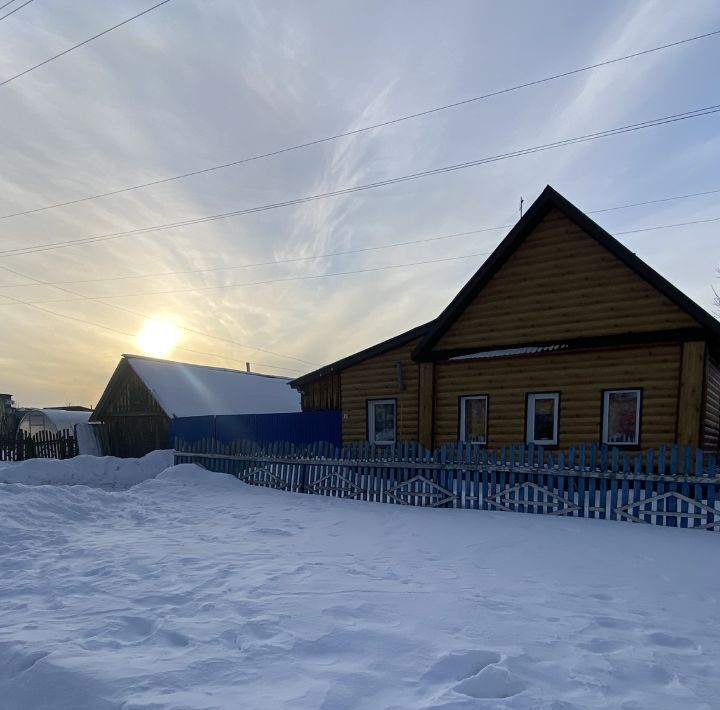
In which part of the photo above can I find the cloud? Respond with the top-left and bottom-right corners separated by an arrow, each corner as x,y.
0,0 -> 718,404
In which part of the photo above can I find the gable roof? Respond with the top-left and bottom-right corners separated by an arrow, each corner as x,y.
413,185 -> 720,359
94,354 -> 301,419
290,321 -> 433,387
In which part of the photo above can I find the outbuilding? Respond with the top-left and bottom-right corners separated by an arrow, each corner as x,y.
91,355 -> 301,457
18,408 -> 92,437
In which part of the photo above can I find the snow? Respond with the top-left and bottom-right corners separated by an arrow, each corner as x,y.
125,354 -> 301,417
1,458 -> 719,709
0,450 -> 172,489
450,344 -> 568,361
17,408 -> 91,435
74,422 -> 103,456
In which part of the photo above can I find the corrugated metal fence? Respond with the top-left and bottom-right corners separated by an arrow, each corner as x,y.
175,439 -> 720,532
170,411 -> 341,449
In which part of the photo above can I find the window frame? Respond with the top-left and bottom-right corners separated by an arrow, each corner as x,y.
366,398 -> 397,446
600,388 -> 643,447
525,392 -> 560,446
458,394 -> 489,445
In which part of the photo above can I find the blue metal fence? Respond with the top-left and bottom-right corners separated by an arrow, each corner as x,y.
169,410 -> 341,449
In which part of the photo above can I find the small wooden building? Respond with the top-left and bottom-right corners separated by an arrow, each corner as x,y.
291,186 -> 720,452
91,355 -> 301,457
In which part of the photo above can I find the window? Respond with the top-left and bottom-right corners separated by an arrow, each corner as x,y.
459,395 -> 488,444
368,399 -> 396,445
526,392 -> 559,445
602,389 -> 641,445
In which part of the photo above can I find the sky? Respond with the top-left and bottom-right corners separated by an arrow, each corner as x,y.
0,0 -> 719,408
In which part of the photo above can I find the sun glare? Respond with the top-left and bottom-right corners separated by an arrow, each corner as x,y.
136,319 -> 181,358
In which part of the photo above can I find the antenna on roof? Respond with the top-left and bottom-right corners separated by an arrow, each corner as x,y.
519,196 -> 524,218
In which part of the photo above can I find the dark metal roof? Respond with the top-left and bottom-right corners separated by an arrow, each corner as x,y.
290,321 -> 434,387
413,185 -> 720,359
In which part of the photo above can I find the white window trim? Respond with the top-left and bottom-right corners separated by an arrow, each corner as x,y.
459,395 -> 488,444
602,388 -> 642,446
367,399 -> 396,445
526,392 -> 559,446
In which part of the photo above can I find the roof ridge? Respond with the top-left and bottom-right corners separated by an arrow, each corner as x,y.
122,353 -> 292,381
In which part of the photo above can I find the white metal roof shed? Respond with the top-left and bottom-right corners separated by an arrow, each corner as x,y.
124,354 -> 301,418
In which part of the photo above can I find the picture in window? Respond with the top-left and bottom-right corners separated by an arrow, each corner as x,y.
460,396 -> 488,444
603,389 -> 641,445
368,399 -> 396,445
526,393 -> 559,445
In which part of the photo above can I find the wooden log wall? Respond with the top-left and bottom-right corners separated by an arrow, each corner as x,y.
433,343 -> 682,450
341,337 -> 421,444
297,373 -> 340,411
676,341 -> 706,447
434,208 -> 697,351
704,356 -> 720,452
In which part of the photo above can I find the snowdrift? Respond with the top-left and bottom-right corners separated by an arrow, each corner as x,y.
0,449 -> 173,489
0,457 -> 719,708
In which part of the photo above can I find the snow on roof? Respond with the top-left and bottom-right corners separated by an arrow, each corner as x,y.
124,354 -> 301,418
450,344 -> 568,361
20,409 -> 92,430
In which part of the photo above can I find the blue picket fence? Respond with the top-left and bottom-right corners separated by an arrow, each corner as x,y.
174,439 -> 720,532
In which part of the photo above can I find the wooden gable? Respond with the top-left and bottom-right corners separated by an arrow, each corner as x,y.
414,186 -> 718,358
91,358 -> 166,420
433,208 -> 696,351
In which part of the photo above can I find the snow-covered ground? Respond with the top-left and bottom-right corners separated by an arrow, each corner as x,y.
0,450 -> 172,489
1,457 -> 719,709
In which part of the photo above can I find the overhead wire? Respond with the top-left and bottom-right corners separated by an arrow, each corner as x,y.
1,206 -> 717,373
0,210 -> 717,370
2,103 -> 719,260
0,186 -> 716,289
0,0 -> 36,23
1,26 -> 718,220
3,210 -> 719,305
0,289 -> 307,373
0,256 -> 319,366
0,0 -> 172,89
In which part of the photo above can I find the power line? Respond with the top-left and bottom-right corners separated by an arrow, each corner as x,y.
2,103 -> 719,259
589,186 -> 720,214
0,287 -> 307,373
0,185 -> 716,289
0,251 -> 490,306
0,212 -> 716,371
0,0 -> 172,89
0,290 -> 306,373
0,0 -> 35,23
0,228 -> 507,286
0,1 -> 19,10
614,215 -> 720,235
4,209 -> 718,305
0,258 -> 319,366
1,26 -> 718,220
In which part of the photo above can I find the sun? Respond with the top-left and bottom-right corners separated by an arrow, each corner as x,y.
136,318 -> 181,358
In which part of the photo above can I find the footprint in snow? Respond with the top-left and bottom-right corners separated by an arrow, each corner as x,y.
579,638 -> 626,654
423,650 -> 501,683
646,632 -> 698,650
250,527 -> 294,537
424,650 -> 528,701
455,665 -> 528,699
